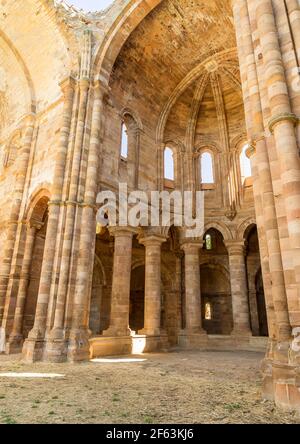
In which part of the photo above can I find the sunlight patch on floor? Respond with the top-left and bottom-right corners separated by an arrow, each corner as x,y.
0,373 -> 65,379
91,358 -> 147,364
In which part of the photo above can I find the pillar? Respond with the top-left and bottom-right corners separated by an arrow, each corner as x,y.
22,77 -> 75,363
67,81 -> 107,362
256,0 -> 300,324
226,241 -> 252,336
179,242 -> 206,347
139,235 -> 166,336
45,78 -> 90,362
7,223 -> 38,353
0,114 -> 35,327
104,228 -> 134,337
254,0 -> 300,411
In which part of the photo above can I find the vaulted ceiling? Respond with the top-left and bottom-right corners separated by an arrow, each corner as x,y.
110,0 -> 245,148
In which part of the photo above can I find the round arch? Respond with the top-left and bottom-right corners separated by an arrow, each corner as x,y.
25,187 -> 51,224
237,218 -> 257,241
203,221 -> 233,242
93,0 -> 163,83
0,30 -> 35,117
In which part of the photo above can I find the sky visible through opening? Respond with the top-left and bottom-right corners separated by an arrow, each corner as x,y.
70,0 -> 114,11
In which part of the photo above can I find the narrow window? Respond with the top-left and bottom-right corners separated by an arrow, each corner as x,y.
205,234 -> 213,251
120,122 -> 128,159
240,144 -> 252,183
201,152 -> 214,184
164,147 -> 175,181
205,302 -> 213,321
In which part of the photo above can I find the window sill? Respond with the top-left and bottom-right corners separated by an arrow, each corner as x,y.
201,184 -> 216,191
164,179 -> 175,190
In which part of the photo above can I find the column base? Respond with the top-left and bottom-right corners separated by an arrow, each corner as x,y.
178,330 -> 208,349
260,338 -> 300,412
44,328 -> 68,363
89,336 -> 132,358
261,338 -> 276,402
272,362 -> 300,412
132,332 -> 169,354
67,328 -> 91,363
6,334 -> 24,355
22,337 -> 45,363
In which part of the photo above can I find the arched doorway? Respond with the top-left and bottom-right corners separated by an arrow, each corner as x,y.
255,268 -> 268,337
90,227 -> 112,335
22,195 -> 49,340
201,263 -> 232,335
245,225 -> 268,337
200,228 -> 232,335
130,265 -> 145,333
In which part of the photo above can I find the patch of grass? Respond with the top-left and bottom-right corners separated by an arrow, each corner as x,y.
112,394 -> 120,402
0,396 -> 5,400
48,411 -> 56,416
4,416 -> 17,425
224,403 -> 242,412
143,416 -> 154,424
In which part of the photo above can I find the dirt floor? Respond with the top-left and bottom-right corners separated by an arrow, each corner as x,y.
0,349 -> 299,424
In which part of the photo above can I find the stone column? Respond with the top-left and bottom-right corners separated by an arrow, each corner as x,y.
22,77 -> 75,362
67,81 -> 107,362
7,223 -> 38,353
179,242 -> 206,347
236,0 -> 291,342
0,114 -> 35,327
139,235 -> 166,336
226,241 -> 252,336
104,228 -> 134,337
45,79 -> 90,362
256,0 -> 300,325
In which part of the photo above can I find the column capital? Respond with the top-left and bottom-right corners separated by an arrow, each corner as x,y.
225,240 -> 247,256
79,78 -> 90,92
28,219 -> 42,231
59,76 -> 76,94
139,235 -> 166,247
93,79 -> 109,98
268,113 -> 298,134
180,240 -> 203,253
245,143 -> 256,159
109,226 -> 136,239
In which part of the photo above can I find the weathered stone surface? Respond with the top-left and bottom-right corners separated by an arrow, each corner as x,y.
0,0 -> 299,413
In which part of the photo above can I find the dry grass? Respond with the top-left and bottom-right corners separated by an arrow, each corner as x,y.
0,350 -> 299,424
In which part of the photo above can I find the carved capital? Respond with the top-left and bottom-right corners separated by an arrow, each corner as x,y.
139,235 -> 166,248
79,78 -> 90,91
59,76 -> 76,94
225,240 -> 247,256
268,113 -> 298,134
181,240 -> 203,253
109,226 -> 136,239
245,143 -> 256,159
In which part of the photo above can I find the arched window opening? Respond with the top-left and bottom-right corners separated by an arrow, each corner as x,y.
205,302 -> 213,321
164,147 -> 175,181
120,122 -> 129,159
201,152 -> 214,184
205,234 -> 213,251
240,144 -> 252,184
